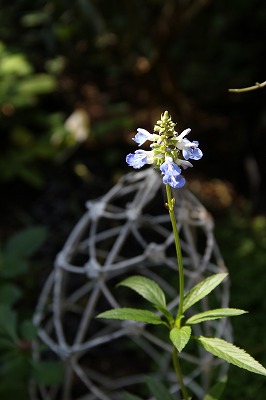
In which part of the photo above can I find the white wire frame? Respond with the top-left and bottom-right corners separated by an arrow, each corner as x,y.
32,168 -> 231,400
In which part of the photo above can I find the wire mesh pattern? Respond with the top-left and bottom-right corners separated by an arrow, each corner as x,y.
32,168 -> 232,400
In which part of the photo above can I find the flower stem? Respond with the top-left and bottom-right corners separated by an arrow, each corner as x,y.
172,348 -> 190,400
166,184 -> 189,399
165,184 -> 185,319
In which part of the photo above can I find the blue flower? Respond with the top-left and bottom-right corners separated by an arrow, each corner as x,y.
126,149 -> 153,169
162,173 -> 186,188
133,128 -> 154,146
182,139 -> 203,160
160,157 -> 182,176
159,157 -> 186,188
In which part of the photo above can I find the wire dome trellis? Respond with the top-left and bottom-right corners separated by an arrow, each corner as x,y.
32,168 -> 232,400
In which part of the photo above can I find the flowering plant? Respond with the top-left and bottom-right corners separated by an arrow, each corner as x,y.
126,111 -> 202,188
98,112 -> 266,399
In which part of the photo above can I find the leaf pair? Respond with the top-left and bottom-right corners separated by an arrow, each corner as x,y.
169,273 -> 246,352
168,306 -> 248,353
97,275 -> 172,326
98,273 -> 266,378
98,273 -> 231,325
169,272 -> 266,375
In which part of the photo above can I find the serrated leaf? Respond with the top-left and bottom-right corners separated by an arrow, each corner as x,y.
183,273 -> 228,312
186,308 -> 247,324
170,326 -> 191,352
203,376 -> 227,400
197,336 -> 266,376
146,376 -> 175,400
97,308 -> 166,325
118,275 -> 166,310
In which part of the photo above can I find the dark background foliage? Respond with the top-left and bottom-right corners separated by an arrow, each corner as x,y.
1,0 -> 266,398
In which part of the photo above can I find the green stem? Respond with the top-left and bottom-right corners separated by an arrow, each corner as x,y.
166,185 -> 189,398
172,348 -> 190,400
165,184 -> 184,319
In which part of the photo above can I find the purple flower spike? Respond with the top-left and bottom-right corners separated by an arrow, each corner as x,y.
133,128 -> 154,146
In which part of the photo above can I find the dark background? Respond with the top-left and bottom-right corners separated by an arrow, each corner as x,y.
1,1 -> 266,398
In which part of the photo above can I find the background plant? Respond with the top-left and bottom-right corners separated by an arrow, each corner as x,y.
0,227 -> 63,400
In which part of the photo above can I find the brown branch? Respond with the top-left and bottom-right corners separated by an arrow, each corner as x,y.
228,81 -> 266,93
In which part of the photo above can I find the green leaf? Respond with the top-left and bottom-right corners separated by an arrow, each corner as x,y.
97,308 -> 166,325
197,336 -> 266,376
0,52 -> 32,76
0,379 -> 29,400
0,253 -> 29,278
0,283 -> 21,305
0,305 -> 18,342
18,167 -> 44,188
183,273 -> 228,312
146,376 -> 175,400
0,380 -> 29,400
117,275 -> 166,310
203,376 -> 227,400
0,349 -> 29,377
170,326 -> 191,352
19,74 -> 56,95
5,226 -> 47,258
21,11 -> 50,27
31,360 -> 64,385
186,308 -> 247,324
0,337 -> 16,351
20,320 -> 38,341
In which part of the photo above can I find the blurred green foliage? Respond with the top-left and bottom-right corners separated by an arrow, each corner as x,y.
217,211 -> 266,399
0,39 -> 67,187
0,227 -> 64,399
0,41 -> 56,107
1,0 -> 266,190
0,226 -> 47,293
0,305 -> 64,400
